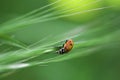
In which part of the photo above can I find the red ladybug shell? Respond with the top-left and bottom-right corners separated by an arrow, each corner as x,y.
57,39 -> 74,54
63,39 -> 74,53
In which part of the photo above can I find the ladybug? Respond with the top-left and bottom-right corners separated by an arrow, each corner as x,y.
57,39 -> 74,54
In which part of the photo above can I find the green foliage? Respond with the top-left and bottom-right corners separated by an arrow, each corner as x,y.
0,0 -> 120,79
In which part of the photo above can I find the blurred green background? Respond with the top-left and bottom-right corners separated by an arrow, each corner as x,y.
0,0 -> 120,80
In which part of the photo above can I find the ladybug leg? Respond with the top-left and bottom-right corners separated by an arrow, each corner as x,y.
62,44 -> 64,47
65,40 -> 68,43
56,45 -> 63,49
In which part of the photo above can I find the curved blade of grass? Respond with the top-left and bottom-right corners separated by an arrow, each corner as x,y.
0,6 -> 113,34
0,34 -> 27,49
0,0 -> 61,26
0,25 -> 119,72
